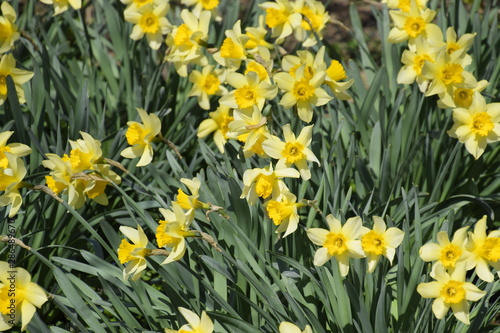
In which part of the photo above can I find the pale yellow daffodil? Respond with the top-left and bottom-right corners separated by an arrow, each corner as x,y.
165,307 -> 214,333
260,0 -> 302,43
0,53 -> 34,105
39,0 -> 81,16
240,163 -> 300,206
213,20 -> 249,71
227,106 -> 269,158
293,0 -> 329,47
465,215 -> 500,282
419,226 -> 470,272
0,131 -> 31,169
262,124 -> 319,180
360,216 -> 404,273
188,65 -> 227,110
307,215 -> 365,276
124,2 -> 171,50
121,108 -> 162,167
0,153 -> 27,217
279,321 -> 313,333
417,263 -> 485,325
0,2 -> 20,54
118,225 -> 152,281
265,190 -> 302,237
0,262 -> 48,331
197,105 -> 233,153
447,95 -> 500,159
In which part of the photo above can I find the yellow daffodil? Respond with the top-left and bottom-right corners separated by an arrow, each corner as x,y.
166,307 -> 214,333
42,153 -> 83,207
156,202 -> 196,265
244,46 -> 273,83
118,225 -> 152,281
360,216 -> 404,273
219,71 -> 278,112
281,46 -> 326,81
181,0 -> 219,17
0,53 -> 34,105
465,215 -> 500,282
387,0 -> 442,44
213,20 -> 249,71
324,59 -> 354,100
419,226 -> 470,272
265,191 -> 302,237
421,47 -> 477,108
124,2 -> 171,50
39,0 -> 81,16
279,321 -> 313,333
227,106 -> 269,157
244,15 -> 274,51
197,105 -> 233,153
188,65 -> 227,110
293,0 -> 329,47
397,36 -> 440,91
165,9 -> 211,77
382,0 -> 427,12
0,2 -> 19,54
274,65 -> 331,123
437,80 -> 488,109
0,153 -> 27,217
121,108 -> 162,167
443,27 -> 475,59
173,176 -> 209,220
307,215 -> 365,276
240,163 -> 300,206
447,95 -> 500,159
262,124 -> 320,180
417,263 -> 485,325
67,132 -> 103,173
0,262 -> 48,331
0,131 -> 31,169
260,0 -> 302,43
120,0 -> 159,10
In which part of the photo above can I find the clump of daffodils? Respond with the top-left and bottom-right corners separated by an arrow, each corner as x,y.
43,132 -> 121,209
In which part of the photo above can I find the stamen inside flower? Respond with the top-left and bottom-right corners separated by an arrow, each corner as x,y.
440,63 -> 463,85
470,112 -> 494,137
202,74 -> 220,95
361,230 -> 385,255
293,79 -> 315,101
234,85 -> 257,109
439,244 -> 462,267
282,142 -> 305,164
403,17 -> 426,38
440,280 -> 466,304
324,232 -> 348,256
139,13 -> 159,34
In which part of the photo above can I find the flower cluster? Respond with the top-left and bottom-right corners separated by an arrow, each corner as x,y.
389,0 -> 500,159
307,215 -> 404,276
417,215 -> 499,324
42,132 -> 122,209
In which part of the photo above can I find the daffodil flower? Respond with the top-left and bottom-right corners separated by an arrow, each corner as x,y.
165,307 -> 214,333
165,9 -> 211,77
118,225 -> 152,281
181,0 -> 219,17
244,15 -> 274,51
0,262 -> 48,331
124,2 -> 171,50
197,105 -> 233,153
447,95 -> 500,159
419,226 -> 469,273
240,163 -> 300,206
307,215 -> 365,276
39,0 -> 81,16
0,153 -> 27,217
0,131 -> 31,169
279,321 -> 313,333
156,202 -> 197,265
259,0 -> 302,43
0,53 -> 34,105
274,65 -> 331,123
213,20 -> 249,70
188,65 -> 227,110
324,59 -> 354,100
219,71 -> 278,112
293,0 -> 329,47
360,216 -> 404,273
0,2 -> 20,54
417,263 -> 485,325
388,0 -> 442,44
382,0 -> 427,12
281,46 -> 326,81
121,108 -> 162,167
265,191 -> 303,237
262,124 -> 320,180
465,215 -> 500,282
227,106 -> 270,157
